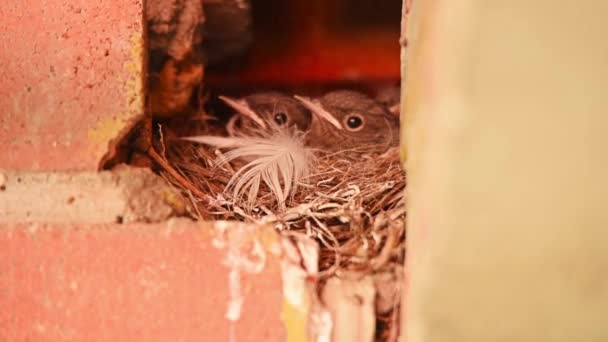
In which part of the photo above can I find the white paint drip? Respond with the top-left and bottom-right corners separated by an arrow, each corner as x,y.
310,309 -> 333,342
280,234 -> 333,342
226,260 -> 244,321
212,221 -> 268,342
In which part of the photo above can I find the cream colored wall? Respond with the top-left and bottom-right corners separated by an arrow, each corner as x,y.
402,1 -> 608,341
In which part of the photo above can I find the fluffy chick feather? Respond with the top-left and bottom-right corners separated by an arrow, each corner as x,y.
183,131 -> 314,210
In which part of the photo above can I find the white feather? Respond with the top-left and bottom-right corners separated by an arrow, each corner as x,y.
183,132 -> 314,210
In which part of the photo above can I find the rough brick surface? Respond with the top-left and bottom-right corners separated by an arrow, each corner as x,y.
0,1 -> 144,171
0,220 -> 286,341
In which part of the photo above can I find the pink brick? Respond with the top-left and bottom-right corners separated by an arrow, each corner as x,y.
0,1 -> 144,171
0,220 -> 285,341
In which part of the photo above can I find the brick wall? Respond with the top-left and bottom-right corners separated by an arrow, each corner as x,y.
0,2 -> 293,340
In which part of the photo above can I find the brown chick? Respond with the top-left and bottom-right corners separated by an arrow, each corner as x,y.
295,90 -> 400,153
221,92 -> 312,137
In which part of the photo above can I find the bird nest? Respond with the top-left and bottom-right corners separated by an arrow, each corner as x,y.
137,109 -> 405,340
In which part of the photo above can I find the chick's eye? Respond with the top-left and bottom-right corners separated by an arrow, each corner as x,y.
274,112 -> 288,125
344,114 -> 364,131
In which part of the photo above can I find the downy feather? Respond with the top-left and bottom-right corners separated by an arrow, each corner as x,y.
183,131 -> 314,210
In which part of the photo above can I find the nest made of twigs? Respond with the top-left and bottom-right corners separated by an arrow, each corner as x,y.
157,119 -> 405,274
142,115 -> 406,341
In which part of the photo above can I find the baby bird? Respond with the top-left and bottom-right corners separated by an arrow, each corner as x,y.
295,90 -> 400,153
375,86 -> 401,116
220,92 -> 313,137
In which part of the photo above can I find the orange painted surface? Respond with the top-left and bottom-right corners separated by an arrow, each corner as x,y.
207,0 -> 401,87
0,222 -> 285,341
209,33 -> 401,86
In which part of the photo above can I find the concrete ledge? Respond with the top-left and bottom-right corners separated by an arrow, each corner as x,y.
0,166 -> 187,224
0,219 -> 286,341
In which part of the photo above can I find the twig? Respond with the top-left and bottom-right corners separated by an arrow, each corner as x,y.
186,190 -> 204,220
147,146 -> 209,201
370,224 -> 400,271
157,123 -> 167,159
